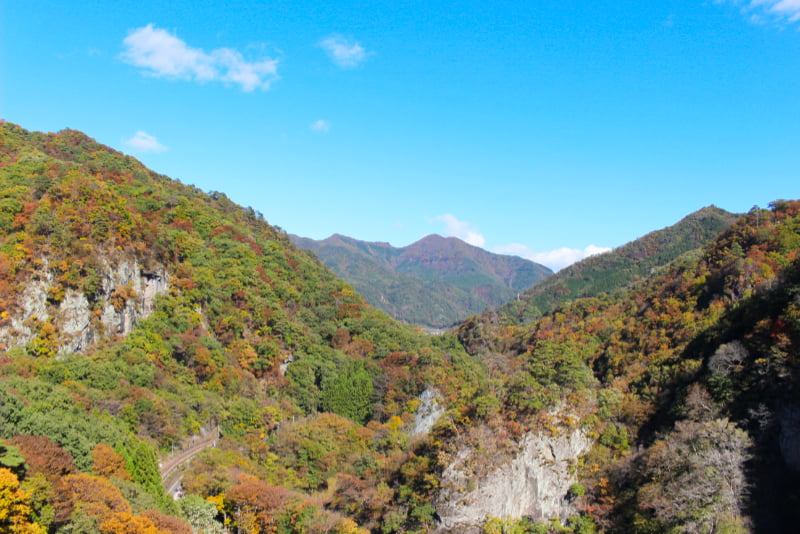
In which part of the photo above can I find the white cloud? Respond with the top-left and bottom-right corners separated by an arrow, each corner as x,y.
493,243 -> 611,272
492,243 -> 536,258
310,119 -> 331,133
124,131 -> 167,153
319,35 -> 369,68
769,0 -> 800,17
433,214 -> 486,247
428,213 -> 611,270
718,0 -> 800,24
121,24 -> 278,91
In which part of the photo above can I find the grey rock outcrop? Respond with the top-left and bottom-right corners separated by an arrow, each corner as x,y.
436,425 -> 592,532
0,270 -> 52,350
0,255 -> 169,354
410,388 -> 446,437
59,289 -> 94,352
97,258 -> 169,340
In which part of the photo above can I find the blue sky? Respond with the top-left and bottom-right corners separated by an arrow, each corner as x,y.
2,1 -> 799,270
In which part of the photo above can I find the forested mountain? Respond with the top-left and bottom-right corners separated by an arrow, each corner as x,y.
496,205 -> 739,326
2,121 -> 799,534
455,200 -> 800,532
0,122 -> 485,533
291,233 -> 552,329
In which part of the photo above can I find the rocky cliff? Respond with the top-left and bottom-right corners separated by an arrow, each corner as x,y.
0,253 -> 169,354
436,425 -> 592,532
410,388 -> 446,437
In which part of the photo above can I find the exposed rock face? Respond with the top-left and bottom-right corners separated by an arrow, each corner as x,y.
0,256 -> 169,354
436,426 -> 592,532
410,388 -> 446,437
97,259 -> 169,340
279,353 -> 296,376
0,271 -> 53,350
59,289 -> 93,352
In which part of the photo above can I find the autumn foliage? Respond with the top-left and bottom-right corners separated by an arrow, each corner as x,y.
2,122 -> 800,532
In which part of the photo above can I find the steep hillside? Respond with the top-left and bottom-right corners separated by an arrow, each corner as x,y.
448,200 -> 800,533
3,120 -> 796,534
498,205 -> 738,325
0,122 -> 486,533
292,233 -> 552,329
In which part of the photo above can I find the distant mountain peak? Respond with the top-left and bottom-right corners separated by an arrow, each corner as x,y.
414,234 -> 449,244
292,233 -> 552,329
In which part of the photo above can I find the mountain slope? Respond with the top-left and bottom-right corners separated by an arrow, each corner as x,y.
292,233 -> 552,329
498,205 -> 739,324
447,200 -> 800,532
0,122 -> 486,533
4,121 -> 795,533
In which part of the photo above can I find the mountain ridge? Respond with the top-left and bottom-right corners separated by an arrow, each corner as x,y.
450,200 -> 800,532
497,204 -> 740,324
291,232 -> 552,329
3,121 -> 799,533
0,122 -> 485,533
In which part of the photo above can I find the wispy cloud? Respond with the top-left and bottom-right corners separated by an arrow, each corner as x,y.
428,214 -> 611,270
318,35 -> 369,68
121,24 -> 279,91
310,119 -> 331,133
124,131 -> 167,153
432,214 -> 486,247
717,0 -> 800,25
493,243 -> 611,272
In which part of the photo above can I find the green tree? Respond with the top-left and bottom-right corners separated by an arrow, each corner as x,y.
321,360 -> 374,423
177,495 -> 226,534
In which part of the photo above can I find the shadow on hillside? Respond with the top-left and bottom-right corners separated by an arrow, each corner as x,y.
633,257 -> 800,532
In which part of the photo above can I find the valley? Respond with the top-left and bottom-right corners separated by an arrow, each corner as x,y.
1,122 -> 798,534
291,233 -> 552,330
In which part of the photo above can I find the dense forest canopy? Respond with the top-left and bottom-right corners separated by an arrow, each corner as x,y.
1,121 -> 799,534
0,122 -> 485,533
495,205 -> 739,326
456,200 -> 800,533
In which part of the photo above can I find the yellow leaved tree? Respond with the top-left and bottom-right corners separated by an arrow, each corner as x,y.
0,468 -> 44,534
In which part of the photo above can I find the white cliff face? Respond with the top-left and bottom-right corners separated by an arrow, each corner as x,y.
0,255 -> 169,354
98,259 -> 169,339
59,289 -> 93,352
279,353 -> 296,376
0,271 -> 52,350
410,388 -> 446,437
436,425 -> 592,532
